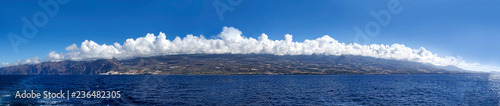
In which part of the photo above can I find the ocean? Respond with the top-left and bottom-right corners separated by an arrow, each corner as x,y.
1,74 -> 499,105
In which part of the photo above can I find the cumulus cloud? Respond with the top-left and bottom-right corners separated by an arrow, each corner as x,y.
2,57 -> 41,67
2,27 -> 498,72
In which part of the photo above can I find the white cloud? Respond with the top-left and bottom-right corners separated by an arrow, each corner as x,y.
2,57 -> 41,67
2,27 -> 498,72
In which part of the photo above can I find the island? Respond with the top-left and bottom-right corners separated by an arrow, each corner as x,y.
0,54 -> 469,75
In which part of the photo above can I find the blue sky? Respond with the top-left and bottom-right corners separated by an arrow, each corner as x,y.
1,0 -> 499,67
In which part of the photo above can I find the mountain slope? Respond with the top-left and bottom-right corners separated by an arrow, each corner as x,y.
0,54 -> 468,75
0,58 -> 122,75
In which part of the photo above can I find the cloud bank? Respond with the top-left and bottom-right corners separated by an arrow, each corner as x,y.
2,57 -> 41,67
2,27 -> 498,72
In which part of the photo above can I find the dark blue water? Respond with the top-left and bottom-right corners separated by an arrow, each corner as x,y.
1,74 -> 500,105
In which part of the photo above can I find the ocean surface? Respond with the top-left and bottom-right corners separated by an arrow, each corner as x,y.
1,74 -> 500,105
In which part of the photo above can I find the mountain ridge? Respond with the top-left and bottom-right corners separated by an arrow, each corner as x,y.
0,54 -> 470,75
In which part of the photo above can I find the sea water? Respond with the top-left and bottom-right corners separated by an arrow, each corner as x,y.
0,74 -> 499,105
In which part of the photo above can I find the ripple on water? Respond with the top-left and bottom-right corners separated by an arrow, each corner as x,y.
0,74 -> 499,105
